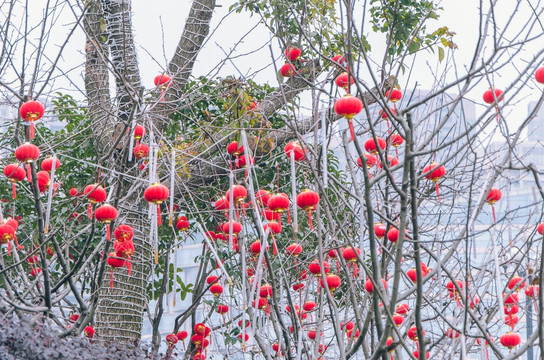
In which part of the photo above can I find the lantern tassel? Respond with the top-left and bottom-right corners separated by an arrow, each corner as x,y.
12,183 -> 16,199
110,268 -> 114,289
492,205 -> 496,223
106,224 -> 111,241
308,210 -> 313,230
435,182 -> 441,202
348,119 -> 355,141
287,209 -> 291,225
14,236 -> 23,250
353,263 -> 358,279
272,238 -> 278,256
27,164 -> 32,182
157,205 -> 162,227
30,122 -> 35,140
87,203 -> 92,219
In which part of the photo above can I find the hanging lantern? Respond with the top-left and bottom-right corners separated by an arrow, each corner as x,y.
227,141 -> 243,157
396,303 -> 409,314
504,315 -> 519,329
320,273 -> 341,292
412,350 -> 430,359
423,162 -> 446,200
507,275 -> 525,292
285,46 -> 301,61
41,157 -> 60,172
83,326 -> 95,339
280,63 -> 296,77
535,67 -> 544,83
296,189 -> 319,229
482,87 -> 503,104
525,285 -> 539,299
134,124 -> 146,142
386,227 -> 400,243
499,332 -> 521,349
176,330 -> 188,342
332,54 -> 347,67
385,89 -> 403,103
486,187 -> 501,223
379,107 -> 397,119
37,171 -> 50,193
268,193 -> 291,224
235,154 -> 254,169
214,196 -> 229,213
133,143 -> 149,160
303,301 -> 316,312
263,221 -> 282,234
83,184 -> 107,219
284,141 -> 307,161
222,221 -> 242,235
407,326 -> 425,341
106,252 -> 125,289
308,259 -> 329,276
335,72 -> 354,92
210,283 -> 223,296
364,278 -> 387,293
0,223 -> 15,251
176,216 -> 190,232
225,184 -> 247,204
334,94 -> 363,141
19,100 -> 45,139
342,246 -> 360,277
286,243 -> 303,257
95,204 -> 118,241
364,137 -> 386,154
154,74 -> 171,101
390,133 -> 404,147
357,153 -> 377,169
392,314 -> 404,327
166,334 -> 178,348
144,183 -> 169,226
254,297 -> 270,311
504,293 -> 519,307
3,164 -> 26,199
15,142 -> 40,181
114,224 -> 134,242
259,284 -> 273,298
256,189 -> 271,207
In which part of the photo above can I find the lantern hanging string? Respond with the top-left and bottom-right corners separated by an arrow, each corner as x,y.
169,149 -> 175,226
44,155 -> 57,234
290,150 -> 298,233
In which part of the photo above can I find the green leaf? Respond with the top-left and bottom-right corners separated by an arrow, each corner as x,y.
408,40 -> 420,54
440,37 -> 449,47
438,47 -> 445,62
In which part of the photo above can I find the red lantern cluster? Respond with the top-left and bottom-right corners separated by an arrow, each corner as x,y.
280,46 -> 301,78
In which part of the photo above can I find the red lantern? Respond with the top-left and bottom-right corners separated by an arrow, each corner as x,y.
222,221 -> 242,235
285,46 -> 301,61
263,221 -> 281,234
207,275 -> 218,285
390,133 -> 404,147
296,189 -> 319,229
144,183 -> 169,226
505,315 -> 519,329
194,323 -> 207,336
407,326 -> 424,341
15,143 -> 40,163
134,124 -> 146,141
0,223 -> 15,246
385,89 -> 402,103
392,314 -> 404,327
154,73 -> 171,89
320,273 -> 341,292
249,240 -> 262,255
286,243 -> 303,257
210,283 -> 223,296
216,304 -> 229,315
259,284 -> 273,298
133,143 -> 149,159
280,63 -> 296,77
486,187 -> 501,223
114,240 -> 134,275
423,162 -> 446,200
303,301 -> 316,311
332,54 -> 347,67
83,326 -> 95,339
364,137 -> 386,154
95,204 -> 118,241
525,285 -> 539,299
396,303 -> 409,315
41,157 -> 60,172
176,330 -> 188,341
114,224 -> 133,242
364,278 -> 387,293
214,196 -> 229,212
284,141 -> 307,161
37,171 -> 50,193
499,332 -> 521,349
227,141 -> 243,156
176,216 -> 190,232
268,193 -> 290,214
107,252 -> 125,289
507,275 -> 525,292
334,95 -> 363,141
225,185 -> 247,204
379,107 -> 397,119
309,259 -> 329,276
83,184 -> 107,219
387,227 -> 400,243
256,189 -> 271,207
504,293 -> 519,307
19,100 -> 44,139
406,268 -> 417,283
374,223 -> 387,238
536,67 -> 544,84
357,153 -> 377,169
482,88 -> 503,104
4,164 -> 26,199
335,72 -> 354,91
412,350 -> 429,359
166,333 -> 178,347
236,154 -> 254,169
